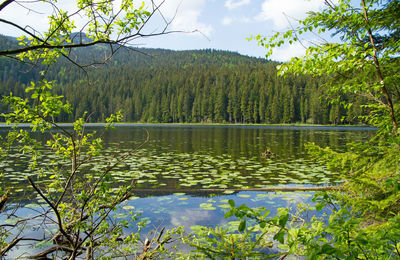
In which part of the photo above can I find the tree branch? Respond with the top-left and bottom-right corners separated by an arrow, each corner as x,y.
0,18 -> 44,43
0,0 -> 14,12
0,237 -> 21,256
28,176 -> 74,246
361,0 -> 398,133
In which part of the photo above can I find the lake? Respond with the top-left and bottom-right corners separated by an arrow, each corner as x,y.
1,125 -> 374,233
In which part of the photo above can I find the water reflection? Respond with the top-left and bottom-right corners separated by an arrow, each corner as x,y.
1,125 -> 374,197
100,125 -> 373,159
0,125 -> 373,257
121,190 -> 317,234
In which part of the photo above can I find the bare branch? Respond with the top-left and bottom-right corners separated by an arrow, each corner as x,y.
29,245 -> 82,259
28,176 -> 74,245
0,0 -> 14,12
0,18 -> 44,43
0,237 -> 22,256
283,12 -> 308,50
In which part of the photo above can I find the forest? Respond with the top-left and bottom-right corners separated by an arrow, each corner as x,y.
1,0 -> 399,258
0,34 -> 365,124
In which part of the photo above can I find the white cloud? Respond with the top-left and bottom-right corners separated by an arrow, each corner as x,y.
222,17 -> 233,26
257,0 -> 325,29
170,209 -> 217,228
269,41 -> 307,61
149,0 -> 213,37
225,0 -> 251,10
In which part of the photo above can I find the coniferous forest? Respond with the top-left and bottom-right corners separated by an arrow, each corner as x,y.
0,34 -> 365,124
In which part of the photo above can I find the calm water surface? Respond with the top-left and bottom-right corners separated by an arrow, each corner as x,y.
1,125 -> 375,236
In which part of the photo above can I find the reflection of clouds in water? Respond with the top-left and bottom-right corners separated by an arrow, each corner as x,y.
170,208 -> 227,229
274,192 -> 317,221
1,208 -> 55,259
281,192 -> 313,206
248,191 -> 314,214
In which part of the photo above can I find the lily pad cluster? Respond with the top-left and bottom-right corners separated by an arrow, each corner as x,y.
86,144 -> 338,190
1,140 -> 338,197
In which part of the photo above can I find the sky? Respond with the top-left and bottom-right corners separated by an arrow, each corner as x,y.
0,0 -> 329,61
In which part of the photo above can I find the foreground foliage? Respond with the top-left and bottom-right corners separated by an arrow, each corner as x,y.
185,0 -> 400,259
0,0 -> 186,258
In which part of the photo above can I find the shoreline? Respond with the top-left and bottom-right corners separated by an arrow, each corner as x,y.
0,122 -> 376,129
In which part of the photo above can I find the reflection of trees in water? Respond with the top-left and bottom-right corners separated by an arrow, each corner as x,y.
102,126 -> 373,159
1,126 -> 373,197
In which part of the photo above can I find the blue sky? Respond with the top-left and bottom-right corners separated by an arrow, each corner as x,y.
0,0 -> 328,61
140,0 -> 328,60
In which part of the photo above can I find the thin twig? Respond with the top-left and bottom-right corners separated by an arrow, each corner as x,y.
28,176 -> 74,245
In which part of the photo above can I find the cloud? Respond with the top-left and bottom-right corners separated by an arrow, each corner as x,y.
225,0 -> 251,10
269,41 -> 307,61
257,0 -> 325,29
222,17 -> 233,26
170,209 -> 223,228
150,0 -> 213,37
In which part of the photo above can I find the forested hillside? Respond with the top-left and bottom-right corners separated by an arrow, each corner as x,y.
0,34 -> 365,124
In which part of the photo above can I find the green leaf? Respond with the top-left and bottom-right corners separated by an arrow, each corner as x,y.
259,221 -> 266,228
238,220 -> 246,232
224,210 -> 234,218
319,243 -> 336,255
273,229 -> 285,244
315,202 -> 325,211
279,213 -> 289,227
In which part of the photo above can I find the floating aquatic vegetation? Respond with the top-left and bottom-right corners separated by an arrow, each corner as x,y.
199,203 -> 216,211
173,193 -> 185,196
122,205 -> 135,210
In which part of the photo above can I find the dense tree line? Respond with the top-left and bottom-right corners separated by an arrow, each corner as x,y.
0,35 -> 365,124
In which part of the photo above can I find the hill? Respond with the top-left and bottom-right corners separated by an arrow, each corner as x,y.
0,35 -> 365,124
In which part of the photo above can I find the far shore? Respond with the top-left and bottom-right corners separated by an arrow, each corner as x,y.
0,122 -> 377,130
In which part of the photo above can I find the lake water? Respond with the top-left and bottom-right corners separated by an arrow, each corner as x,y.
1,125 -> 375,250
